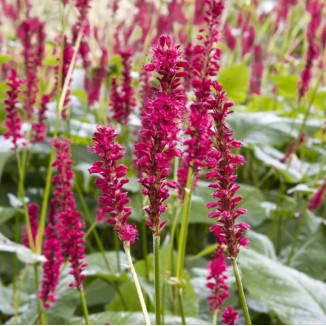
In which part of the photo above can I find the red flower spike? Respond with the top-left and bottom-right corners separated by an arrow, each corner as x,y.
89,125 -> 138,244
178,0 -> 224,201
109,48 -> 136,125
206,82 -> 249,259
52,136 -> 87,289
222,306 -> 239,325
134,35 -> 186,235
3,70 -> 24,151
206,246 -> 229,312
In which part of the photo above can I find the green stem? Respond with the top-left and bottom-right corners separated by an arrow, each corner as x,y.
124,243 -> 151,325
13,265 -> 29,325
212,310 -> 218,325
176,167 -> 195,280
177,288 -> 186,325
33,264 -> 44,325
79,286 -> 90,325
75,178 -> 113,273
16,151 -> 35,251
286,206 -> 308,265
153,234 -> 161,325
232,259 -> 251,325
114,232 -> 121,273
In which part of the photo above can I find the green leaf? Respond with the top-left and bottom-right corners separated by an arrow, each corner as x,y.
0,148 -> 14,181
218,63 -> 249,102
239,249 -> 326,324
285,211 -> 326,280
0,232 -> 45,264
188,243 -> 217,261
0,207 -> 16,224
246,230 -> 276,259
271,74 -> 299,99
71,311 -> 210,325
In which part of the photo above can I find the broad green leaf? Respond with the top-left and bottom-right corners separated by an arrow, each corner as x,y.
0,232 -> 45,264
218,63 -> 249,102
0,206 -> 16,224
285,211 -> 326,280
71,311 -> 210,325
271,74 -> 299,99
239,249 -> 326,324
247,95 -> 281,112
246,230 -> 276,259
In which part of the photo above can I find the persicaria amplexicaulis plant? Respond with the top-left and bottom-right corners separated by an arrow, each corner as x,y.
109,48 -> 136,125
3,69 -> 24,151
206,81 -> 249,260
134,35 -> 187,236
89,125 -> 138,243
51,136 -> 87,289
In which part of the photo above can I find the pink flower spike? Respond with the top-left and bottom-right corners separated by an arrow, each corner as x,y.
308,178 -> 326,211
222,306 -> 239,325
3,70 -> 24,151
31,94 -> 50,143
52,136 -> 87,290
109,48 -> 136,125
39,203 -> 64,308
89,125 -> 138,244
206,85 -> 249,259
206,246 -> 229,313
133,35 -> 186,235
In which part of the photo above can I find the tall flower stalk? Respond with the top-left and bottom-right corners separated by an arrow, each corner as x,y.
206,81 -> 251,324
176,0 -> 224,289
89,125 -> 150,325
49,136 -> 89,325
134,35 -> 187,325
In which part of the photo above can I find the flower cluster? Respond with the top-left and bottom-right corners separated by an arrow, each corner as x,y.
134,35 -> 186,235
89,125 -> 138,244
86,48 -> 108,106
109,49 -> 136,125
18,17 -> 45,121
178,0 -> 223,199
53,36 -> 74,119
250,45 -> 263,95
308,178 -> 326,211
275,0 -> 298,28
206,246 -> 229,312
241,14 -> 255,57
298,0 -> 323,100
31,94 -> 50,143
52,136 -> 87,289
39,204 -> 64,308
206,82 -> 249,259
222,306 -> 239,325
22,203 -> 39,248
224,24 -> 236,52
3,69 -> 24,151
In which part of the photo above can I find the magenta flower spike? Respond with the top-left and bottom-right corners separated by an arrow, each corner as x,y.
308,178 -> 326,211
52,136 -> 87,289
109,48 -> 136,125
87,48 -> 108,106
3,69 -> 24,151
22,203 -> 39,248
54,36 -> 74,119
39,204 -> 64,308
89,125 -> 138,244
206,246 -> 229,313
298,0 -> 323,100
134,35 -> 187,235
18,18 -> 45,121
222,306 -> 239,325
177,0 -> 224,199
31,94 -> 50,144
206,82 -> 249,259
250,45 -> 264,95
